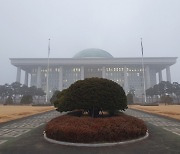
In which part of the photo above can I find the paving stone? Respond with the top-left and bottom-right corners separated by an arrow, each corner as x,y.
151,121 -> 180,127
0,110 -> 60,144
0,129 -> 30,137
0,140 -> 7,145
126,109 -> 180,136
2,123 -> 44,129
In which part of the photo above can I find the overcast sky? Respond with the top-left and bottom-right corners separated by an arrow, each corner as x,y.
0,0 -> 180,85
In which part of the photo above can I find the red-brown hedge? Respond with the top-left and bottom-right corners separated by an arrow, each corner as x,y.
45,114 -> 147,143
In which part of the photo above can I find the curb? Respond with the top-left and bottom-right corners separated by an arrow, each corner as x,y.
43,131 -> 149,147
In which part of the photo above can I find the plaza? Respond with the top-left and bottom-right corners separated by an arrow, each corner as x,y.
0,109 -> 179,153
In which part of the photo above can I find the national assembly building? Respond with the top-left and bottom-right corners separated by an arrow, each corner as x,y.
10,48 -> 177,97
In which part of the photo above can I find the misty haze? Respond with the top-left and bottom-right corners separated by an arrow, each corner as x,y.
0,0 -> 180,154
0,0 -> 180,85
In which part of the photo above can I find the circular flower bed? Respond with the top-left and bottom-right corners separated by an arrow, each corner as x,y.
45,114 -> 147,143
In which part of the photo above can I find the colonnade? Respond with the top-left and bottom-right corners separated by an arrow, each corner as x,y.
16,67 -> 29,86
158,66 -> 171,83
16,65 -> 172,93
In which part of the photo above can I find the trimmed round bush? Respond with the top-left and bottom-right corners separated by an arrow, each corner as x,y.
52,78 -> 127,117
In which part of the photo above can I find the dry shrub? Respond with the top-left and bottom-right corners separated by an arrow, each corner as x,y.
45,114 -> 147,143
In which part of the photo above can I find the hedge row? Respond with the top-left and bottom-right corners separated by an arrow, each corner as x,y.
45,114 -> 147,143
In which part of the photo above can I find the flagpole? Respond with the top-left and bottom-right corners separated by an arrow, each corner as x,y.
141,38 -> 147,103
45,38 -> 50,103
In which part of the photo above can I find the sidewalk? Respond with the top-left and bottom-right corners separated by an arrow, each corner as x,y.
126,109 -> 180,136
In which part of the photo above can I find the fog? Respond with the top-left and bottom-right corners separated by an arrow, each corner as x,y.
0,0 -> 180,85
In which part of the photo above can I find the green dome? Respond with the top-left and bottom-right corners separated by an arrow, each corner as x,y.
73,48 -> 113,58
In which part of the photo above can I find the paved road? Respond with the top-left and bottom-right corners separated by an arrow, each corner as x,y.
126,109 -> 180,136
0,109 -> 180,154
0,110 -> 60,145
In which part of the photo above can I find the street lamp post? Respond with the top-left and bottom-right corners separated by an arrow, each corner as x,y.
141,38 -> 147,104
45,38 -> 50,103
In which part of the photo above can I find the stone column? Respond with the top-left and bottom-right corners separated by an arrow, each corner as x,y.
158,70 -> 163,83
59,66 -> 63,91
166,66 -> 171,83
145,66 -> 151,89
24,71 -> 28,86
30,74 -> 32,87
124,66 -> 128,93
37,66 -> 41,88
16,67 -> 21,83
81,66 -> 84,80
102,66 -> 106,78
150,70 -> 156,87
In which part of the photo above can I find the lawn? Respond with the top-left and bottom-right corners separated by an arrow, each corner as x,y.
1,104 -> 179,123
129,104 -> 180,120
0,105 -> 54,123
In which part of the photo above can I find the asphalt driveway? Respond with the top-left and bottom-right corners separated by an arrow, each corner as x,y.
0,109 -> 179,154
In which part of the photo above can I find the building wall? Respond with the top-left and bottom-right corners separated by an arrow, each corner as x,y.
126,67 -> 143,96
149,68 -> 157,87
30,65 -> 149,96
14,63 -> 174,97
63,66 -> 81,89
105,67 -> 124,86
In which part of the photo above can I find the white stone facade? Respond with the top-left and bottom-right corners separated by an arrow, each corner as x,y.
10,49 -> 177,97
10,57 -> 177,97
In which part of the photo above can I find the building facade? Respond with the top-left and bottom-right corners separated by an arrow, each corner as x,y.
10,48 -> 177,97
